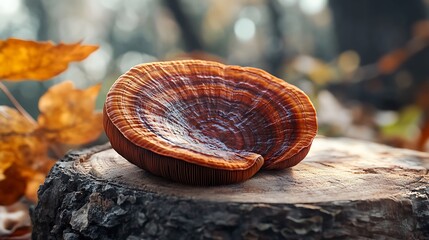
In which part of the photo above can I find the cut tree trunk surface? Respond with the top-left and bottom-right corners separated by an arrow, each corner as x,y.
32,137 -> 429,239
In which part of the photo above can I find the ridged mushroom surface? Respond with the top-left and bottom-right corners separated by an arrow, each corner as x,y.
103,60 -> 317,185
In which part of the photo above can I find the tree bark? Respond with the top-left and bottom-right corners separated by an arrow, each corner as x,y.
32,137 -> 429,239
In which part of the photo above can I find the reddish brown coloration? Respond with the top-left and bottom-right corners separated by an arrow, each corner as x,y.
103,60 -> 317,185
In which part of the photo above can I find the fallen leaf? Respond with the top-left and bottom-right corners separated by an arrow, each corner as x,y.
38,81 -> 103,145
0,38 -> 98,81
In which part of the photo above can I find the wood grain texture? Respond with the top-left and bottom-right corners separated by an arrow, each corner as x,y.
32,137 -> 429,239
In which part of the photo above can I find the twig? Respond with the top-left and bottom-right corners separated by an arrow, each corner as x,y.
0,81 -> 37,124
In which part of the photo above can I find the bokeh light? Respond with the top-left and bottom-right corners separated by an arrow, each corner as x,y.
234,18 -> 256,42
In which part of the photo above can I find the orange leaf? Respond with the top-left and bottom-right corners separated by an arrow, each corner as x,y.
0,106 -> 55,204
0,106 -> 49,169
38,81 -> 103,145
0,106 -> 37,134
0,152 -> 13,182
0,163 -> 26,205
23,171 -> 48,203
0,38 -> 98,81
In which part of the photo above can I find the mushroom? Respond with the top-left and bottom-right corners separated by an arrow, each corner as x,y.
103,60 -> 317,185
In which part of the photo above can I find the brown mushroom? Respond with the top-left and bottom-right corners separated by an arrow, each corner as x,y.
103,60 -> 317,185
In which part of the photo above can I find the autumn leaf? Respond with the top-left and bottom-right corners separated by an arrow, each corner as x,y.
0,163 -> 27,206
0,136 -> 53,205
0,106 -> 50,170
0,106 -> 53,205
0,106 -> 37,182
0,105 -> 37,134
1,80 -> 103,203
0,152 -> 13,182
22,170 -> 50,203
0,37 -> 103,234
0,38 -> 98,81
38,81 -> 103,145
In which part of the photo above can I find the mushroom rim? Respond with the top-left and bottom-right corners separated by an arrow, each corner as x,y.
104,60 -> 317,171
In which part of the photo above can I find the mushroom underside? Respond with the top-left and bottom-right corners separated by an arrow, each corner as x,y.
104,85 -> 310,185
103,107 -> 265,185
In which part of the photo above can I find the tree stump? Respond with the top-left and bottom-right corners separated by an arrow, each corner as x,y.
32,137 -> 429,239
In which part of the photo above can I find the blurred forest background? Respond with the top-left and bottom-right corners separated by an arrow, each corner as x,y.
2,0 -> 429,151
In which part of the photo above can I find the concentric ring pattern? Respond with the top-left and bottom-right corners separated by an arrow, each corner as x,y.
103,60 -> 317,185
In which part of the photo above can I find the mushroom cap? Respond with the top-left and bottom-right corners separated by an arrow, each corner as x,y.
103,60 -> 317,185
